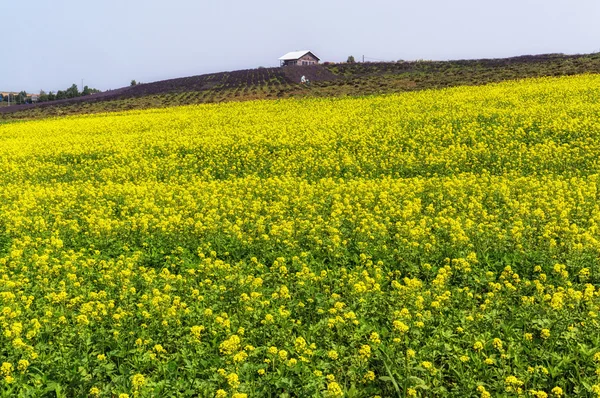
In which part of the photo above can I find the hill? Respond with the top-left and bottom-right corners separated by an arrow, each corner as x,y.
2,52 -> 600,120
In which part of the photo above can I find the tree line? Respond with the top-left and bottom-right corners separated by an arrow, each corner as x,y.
1,84 -> 101,105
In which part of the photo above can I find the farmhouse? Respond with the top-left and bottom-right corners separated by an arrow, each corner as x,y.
279,51 -> 320,67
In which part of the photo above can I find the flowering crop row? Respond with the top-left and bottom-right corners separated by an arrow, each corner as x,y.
1,75 -> 600,397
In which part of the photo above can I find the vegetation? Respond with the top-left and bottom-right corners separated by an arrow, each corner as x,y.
1,84 -> 102,107
1,75 -> 600,396
2,52 -> 600,120
37,84 -> 101,102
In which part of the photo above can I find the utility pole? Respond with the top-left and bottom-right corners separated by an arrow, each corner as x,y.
81,79 -> 84,92
362,55 -> 364,63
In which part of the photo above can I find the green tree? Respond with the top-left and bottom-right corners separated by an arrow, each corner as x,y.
130,80 -> 137,86
66,84 -> 79,98
347,55 -> 356,63
38,90 -> 48,102
82,86 -> 91,96
17,91 -> 27,104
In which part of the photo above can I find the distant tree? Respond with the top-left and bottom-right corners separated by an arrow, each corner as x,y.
81,86 -> 91,96
130,80 -> 137,86
17,91 -> 27,104
47,91 -> 56,101
56,90 -> 66,100
66,84 -> 79,99
347,55 -> 356,63
38,90 -> 49,102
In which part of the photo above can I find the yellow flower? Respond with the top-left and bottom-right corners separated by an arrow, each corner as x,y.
328,350 -> 339,360
541,329 -> 550,339
89,387 -> 101,396
492,338 -> 503,351
278,350 -> 288,360
393,320 -> 409,333
215,390 -> 227,398
227,373 -> 239,388
551,387 -> 563,396
327,381 -> 343,397
17,359 -> 29,372
294,337 -> 307,351
131,373 -> 146,389
477,385 -> 491,398
363,370 -> 375,381
530,390 -> 548,398
358,345 -> 371,360
233,351 -> 248,363
263,314 -> 274,323
505,376 -> 523,393
190,325 -> 205,340
473,341 -> 484,352
370,332 -> 381,344
219,335 -> 241,355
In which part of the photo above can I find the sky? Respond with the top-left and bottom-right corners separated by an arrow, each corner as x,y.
1,0 -> 599,93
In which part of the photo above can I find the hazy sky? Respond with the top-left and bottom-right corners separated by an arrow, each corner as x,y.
2,0 -> 599,92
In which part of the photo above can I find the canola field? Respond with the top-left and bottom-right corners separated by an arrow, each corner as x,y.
1,75 -> 600,397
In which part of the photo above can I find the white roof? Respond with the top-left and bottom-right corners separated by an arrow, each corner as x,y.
279,50 -> 316,60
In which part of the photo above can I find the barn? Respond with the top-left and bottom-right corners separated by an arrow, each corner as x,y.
279,51 -> 320,67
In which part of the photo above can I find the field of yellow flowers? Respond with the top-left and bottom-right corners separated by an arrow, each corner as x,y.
1,74 -> 600,397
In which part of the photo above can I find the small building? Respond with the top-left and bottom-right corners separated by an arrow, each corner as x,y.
279,50 -> 320,67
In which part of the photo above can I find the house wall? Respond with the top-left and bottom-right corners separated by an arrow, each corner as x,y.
283,54 -> 319,66
297,54 -> 318,66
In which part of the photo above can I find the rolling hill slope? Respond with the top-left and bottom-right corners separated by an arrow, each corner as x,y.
2,52 -> 600,120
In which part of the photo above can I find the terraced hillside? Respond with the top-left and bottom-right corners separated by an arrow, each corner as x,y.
2,52 -> 600,120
